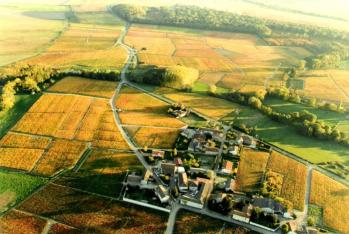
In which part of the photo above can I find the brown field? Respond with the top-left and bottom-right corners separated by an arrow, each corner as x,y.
310,171 -> 349,233
126,25 -> 313,95
174,210 -> 240,234
0,210 -> 47,234
48,76 -> 118,98
267,151 -> 307,210
32,139 -> 87,176
236,148 -> 270,192
0,148 -> 45,171
125,126 -> 180,149
0,133 -> 51,149
116,86 -> 186,128
156,89 -> 235,120
79,150 -> 139,175
18,184 -> 168,233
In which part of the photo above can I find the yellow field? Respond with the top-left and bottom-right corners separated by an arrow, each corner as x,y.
158,89 -> 235,120
310,170 -> 349,233
0,133 -> 51,149
267,151 -> 307,210
48,76 -> 117,98
116,86 -> 186,128
32,139 -> 87,176
236,148 -> 270,192
0,148 -> 45,171
79,150 -> 139,174
125,126 -> 180,149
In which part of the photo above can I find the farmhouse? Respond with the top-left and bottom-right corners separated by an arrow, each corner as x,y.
225,178 -> 238,193
252,198 -> 286,214
228,145 -> 240,157
152,150 -> 165,159
174,157 -> 183,166
231,204 -> 253,223
155,185 -> 170,203
178,172 -> 189,192
161,163 -> 176,176
180,179 -> 213,209
220,160 -> 233,174
126,172 -> 142,186
241,135 -> 257,148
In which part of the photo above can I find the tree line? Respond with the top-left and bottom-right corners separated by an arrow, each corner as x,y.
0,65 -> 121,110
113,4 -> 349,40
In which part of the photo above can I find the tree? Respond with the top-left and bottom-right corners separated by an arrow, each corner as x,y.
162,65 -> 199,90
208,84 -> 217,94
281,224 -> 289,234
248,96 -> 262,109
143,145 -> 148,152
173,148 -> 177,156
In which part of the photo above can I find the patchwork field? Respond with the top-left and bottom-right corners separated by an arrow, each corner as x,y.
125,126 -> 180,149
310,170 -> 349,233
155,87 -> 235,120
0,4 -> 67,66
116,86 -> 186,128
126,24 -> 312,95
236,148 -> 270,192
0,169 -> 47,213
267,151 -> 307,210
15,183 -> 168,233
48,76 -> 118,98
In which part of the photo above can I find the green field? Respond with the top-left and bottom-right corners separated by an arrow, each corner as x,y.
0,169 -> 47,213
0,94 -> 41,138
264,97 -> 349,134
0,4 -> 67,66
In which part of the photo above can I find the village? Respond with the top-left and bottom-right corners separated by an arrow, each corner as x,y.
121,125 -> 314,233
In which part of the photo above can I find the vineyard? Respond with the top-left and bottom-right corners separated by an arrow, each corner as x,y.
310,170 -> 349,233
267,151 -> 307,210
236,148 -> 270,192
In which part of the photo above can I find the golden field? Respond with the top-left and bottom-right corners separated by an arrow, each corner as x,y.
236,148 -> 270,192
48,76 -> 118,98
310,170 -> 349,233
267,151 -> 307,210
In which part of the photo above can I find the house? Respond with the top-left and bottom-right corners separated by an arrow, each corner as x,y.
181,180 -> 213,209
180,128 -> 196,139
306,227 -> 318,234
211,193 -> 227,203
178,172 -> 188,192
126,173 -> 142,186
252,198 -> 286,214
287,221 -> 297,233
228,146 -> 240,157
177,166 -> 185,173
221,160 -> 233,174
241,135 -> 257,148
204,146 -> 219,155
141,170 -> 152,185
155,185 -> 170,203
161,163 -> 176,176
225,178 -> 238,193
231,204 -> 252,223
152,150 -> 165,159
174,157 -> 183,166
188,179 -> 199,192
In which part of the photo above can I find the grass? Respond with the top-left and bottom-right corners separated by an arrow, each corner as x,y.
310,170 -> 349,233
48,76 -> 118,98
308,204 -> 324,227
0,94 -> 40,139
0,169 -> 47,213
0,4 -> 67,66
174,210 -> 239,234
267,151 -> 307,210
264,96 -> 349,134
236,148 -> 270,192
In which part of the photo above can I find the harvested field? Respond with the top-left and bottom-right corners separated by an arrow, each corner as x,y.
0,148 -> 45,171
157,89 -> 235,119
48,76 -> 118,98
116,86 -> 186,128
236,148 -> 270,192
126,36 -> 175,55
310,170 -> 349,233
0,210 -> 47,234
267,151 -> 307,210
125,126 -> 180,149
32,139 -> 87,176
0,169 -> 47,212
0,133 -> 51,149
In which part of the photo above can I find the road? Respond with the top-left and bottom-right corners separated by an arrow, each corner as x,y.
213,126 -> 229,171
